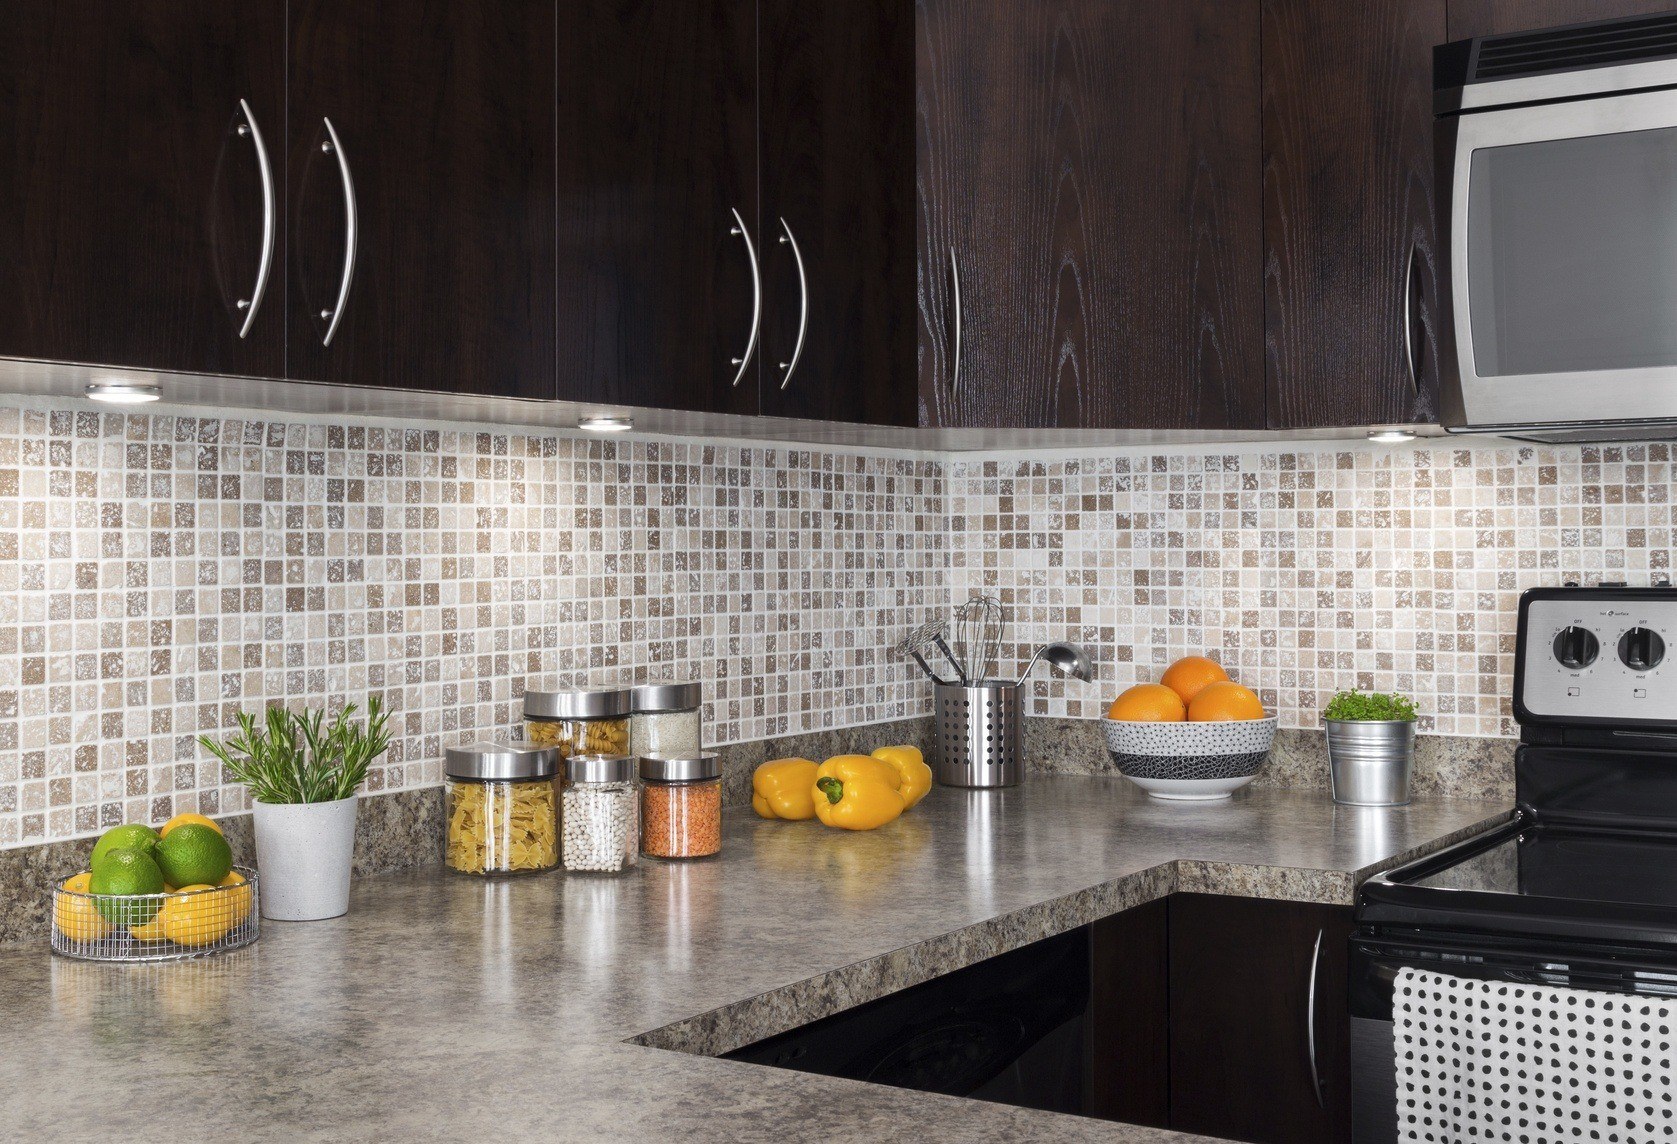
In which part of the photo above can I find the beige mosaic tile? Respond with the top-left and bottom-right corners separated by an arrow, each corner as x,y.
950,443 -> 1674,738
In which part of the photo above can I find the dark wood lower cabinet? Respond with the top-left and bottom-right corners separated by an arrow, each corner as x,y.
1087,899 -> 1171,1128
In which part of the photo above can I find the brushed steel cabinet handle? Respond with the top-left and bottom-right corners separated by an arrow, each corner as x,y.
319,117 -> 358,348
1306,926 -> 1326,1110
728,207 -> 761,387
949,245 -> 963,398
1402,242 -> 1419,396
777,217 -> 808,390
234,99 -> 275,339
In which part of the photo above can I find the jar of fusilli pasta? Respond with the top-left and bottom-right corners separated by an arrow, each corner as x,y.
524,687 -> 632,758
444,741 -> 561,876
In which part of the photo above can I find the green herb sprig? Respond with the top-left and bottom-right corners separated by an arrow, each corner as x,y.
1324,691 -> 1417,723
200,697 -> 391,805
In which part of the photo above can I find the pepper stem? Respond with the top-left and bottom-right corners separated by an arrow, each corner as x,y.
816,776 -> 844,805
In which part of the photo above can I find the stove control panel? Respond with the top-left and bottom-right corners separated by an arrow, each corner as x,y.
1520,588 -> 1677,725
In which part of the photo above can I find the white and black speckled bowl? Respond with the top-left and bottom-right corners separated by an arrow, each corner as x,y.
1102,716 -> 1278,800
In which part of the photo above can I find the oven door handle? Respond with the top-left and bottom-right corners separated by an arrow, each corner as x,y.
1307,926 -> 1326,1109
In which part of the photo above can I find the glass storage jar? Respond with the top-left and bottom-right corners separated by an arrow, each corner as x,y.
524,686 -> 631,758
630,681 -> 703,759
640,755 -> 722,860
444,740 -> 561,876
561,754 -> 638,873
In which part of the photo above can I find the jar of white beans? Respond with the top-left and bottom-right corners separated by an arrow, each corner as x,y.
561,754 -> 637,873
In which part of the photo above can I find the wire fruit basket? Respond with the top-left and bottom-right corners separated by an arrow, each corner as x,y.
50,865 -> 260,962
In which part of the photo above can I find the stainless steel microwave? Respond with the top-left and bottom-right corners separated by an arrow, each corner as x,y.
1436,12 -> 1677,443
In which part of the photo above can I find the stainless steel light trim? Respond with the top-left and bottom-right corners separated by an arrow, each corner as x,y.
320,117 -> 357,348
524,687 -> 632,720
444,739 -> 560,782
1307,927 -> 1325,1109
777,217 -> 808,390
629,681 -> 702,713
235,99 -> 276,340
1454,56 -> 1677,113
565,753 -> 635,785
729,208 -> 761,387
1402,242 -> 1418,395
950,246 -> 963,398
1446,87 -> 1677,428
639,754 -> 720,783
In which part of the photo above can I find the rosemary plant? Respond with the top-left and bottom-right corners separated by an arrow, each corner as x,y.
200,697 -> 392,804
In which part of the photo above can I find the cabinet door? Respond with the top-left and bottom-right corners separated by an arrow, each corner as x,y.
0,1 -> 285,377
287,1 -> 556,399
918,0 -> 1264,430
1262,0 -> 1444,429
758,0 -> 918,427
1087,899 -> 1170,1128
554,1 -> 758,417
1169,894 -> 1355,1144
1448,0 -> 1675,39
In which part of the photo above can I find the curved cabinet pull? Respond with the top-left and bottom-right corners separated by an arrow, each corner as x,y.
319,117 -> 358,348
1402,243 -> 1419,396
234,99 -> 275,340
1306,927 -> 1326,1110
728,207 -> 761,388
949,245 -> 963,398
776,217 -> 808,391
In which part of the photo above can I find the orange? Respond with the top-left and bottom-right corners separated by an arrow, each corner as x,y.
1107,683 -> 1188,722
1187,681 -> 1266,722
1160,656 -> 1230,706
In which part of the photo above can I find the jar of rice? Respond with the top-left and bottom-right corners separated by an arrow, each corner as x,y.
630,681 -> 703,759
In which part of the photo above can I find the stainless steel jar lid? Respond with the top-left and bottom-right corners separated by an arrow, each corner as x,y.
445,740 -> 560,782
565,753 -> 635,784
640,754 -> 720,783
524,686 -> 631,720
630,681 -> 703,713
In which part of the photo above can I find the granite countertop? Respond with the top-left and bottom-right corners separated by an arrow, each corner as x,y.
0,777 -> 1509,1143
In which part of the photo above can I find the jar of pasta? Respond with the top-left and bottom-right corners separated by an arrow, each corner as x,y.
524,686 -> 632,758
640,755 -> 722,860
630,681 -> 703,759
561,754 -> 638,873
444,741 -> 561,876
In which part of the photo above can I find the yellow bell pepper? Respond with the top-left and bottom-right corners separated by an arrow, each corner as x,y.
812,755 -> 905,831
871,745 -> 932,810
752,757 -> 820,820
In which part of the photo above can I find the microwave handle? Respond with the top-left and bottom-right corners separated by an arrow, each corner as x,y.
1402,242 -> 1419,396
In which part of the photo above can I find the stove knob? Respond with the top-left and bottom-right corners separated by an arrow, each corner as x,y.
1618,627 -> 1666,672
1552,626 -> 1600,670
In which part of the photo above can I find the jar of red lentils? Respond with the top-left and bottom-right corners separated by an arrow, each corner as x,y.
639,755 -> 722,860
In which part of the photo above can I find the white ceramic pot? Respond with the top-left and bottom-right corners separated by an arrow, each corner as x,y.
252,795 -> 358,921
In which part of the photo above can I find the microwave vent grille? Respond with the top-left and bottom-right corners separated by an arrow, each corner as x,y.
1472,13 -> 1677,81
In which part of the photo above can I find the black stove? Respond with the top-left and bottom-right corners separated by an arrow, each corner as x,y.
1349,585 -> 1677,1143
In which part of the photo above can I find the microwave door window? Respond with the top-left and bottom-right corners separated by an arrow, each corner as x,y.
1467,126 -> 1677,377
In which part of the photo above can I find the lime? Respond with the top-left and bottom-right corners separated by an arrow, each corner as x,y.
87,849 -> 166,926
89,823 -> 159,872
155,824 -> 233,888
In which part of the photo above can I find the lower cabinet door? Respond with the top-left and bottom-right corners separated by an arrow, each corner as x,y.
1168,894 -> 1355,1144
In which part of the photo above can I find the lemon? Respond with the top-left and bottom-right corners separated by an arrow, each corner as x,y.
129,910 -> 168,942
89,823 -> 159,872
54,872 -> 111,943
219,871 -> 253,923
159,812 -> 221,839
87,849 -> 165,926
154,823 -> 232,888
158,885 -> 236,947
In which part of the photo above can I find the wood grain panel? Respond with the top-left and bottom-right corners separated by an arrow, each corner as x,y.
287,0 -> 557,399
1448,0 -> 1676,40
1087,899 -> 1170,1128
1263,0 -> 1445,429
918,0 -> 1264,431
0,1 -> 285,377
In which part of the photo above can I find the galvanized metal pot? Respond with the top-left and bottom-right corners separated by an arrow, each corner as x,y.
1324,719 -> 1415,806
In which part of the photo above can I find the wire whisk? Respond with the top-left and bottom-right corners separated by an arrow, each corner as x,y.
953,594 -> 1005,683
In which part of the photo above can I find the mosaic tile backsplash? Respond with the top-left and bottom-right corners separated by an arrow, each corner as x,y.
0,401 -> 945,849
951,443 -> 1673,738
1,388 -> 1666,852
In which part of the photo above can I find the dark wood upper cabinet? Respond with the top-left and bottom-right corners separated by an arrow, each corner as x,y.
555,1 -> 758,418
1262,0 -> 1445,429
286,1 -> 556,400
758,0 -> 918,426
1447,0 -> 1676,39
918,0 -> 1265,431
0,1 -> 285,378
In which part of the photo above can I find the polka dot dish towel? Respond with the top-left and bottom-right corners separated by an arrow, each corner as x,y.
1394,967 -> 1675,1143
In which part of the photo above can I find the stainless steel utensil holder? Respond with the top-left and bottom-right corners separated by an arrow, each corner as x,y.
934,681 -> 1022,788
